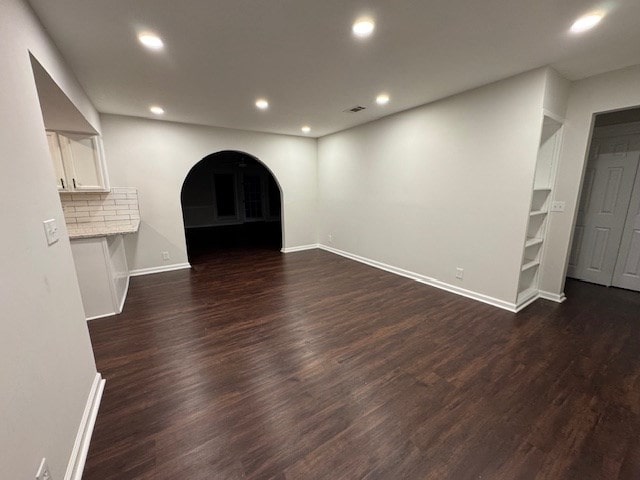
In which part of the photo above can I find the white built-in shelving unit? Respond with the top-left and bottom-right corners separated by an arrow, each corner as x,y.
516,114 -> 564,308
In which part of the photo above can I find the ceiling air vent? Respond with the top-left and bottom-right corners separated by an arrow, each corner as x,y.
344,105 -> 366,113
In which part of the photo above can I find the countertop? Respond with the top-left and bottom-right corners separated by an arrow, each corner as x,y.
67,220 -> 140,239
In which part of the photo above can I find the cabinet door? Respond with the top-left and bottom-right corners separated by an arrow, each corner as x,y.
60,133 -> 105,190
47,132 -> 68,190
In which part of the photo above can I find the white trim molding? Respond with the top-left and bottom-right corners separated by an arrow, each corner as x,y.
318,244 -> 518,312
515,290 -> 567,312
281,244 -> 567,312
86,311 -> 117,322
130,262 -> 191,277
539,290 -> 567,303
281,244 -> 320,253
515,292 -> 540,312
65,373 -> 106,480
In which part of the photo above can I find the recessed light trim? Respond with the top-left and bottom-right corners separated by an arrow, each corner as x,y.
570,13 -> 604,33
301,126 -> 311,133
352,18 -> 375,38
138,32 -> 164,50
255,99 -> 269,110
149,105 -> 165,115
376,93 -> 390,105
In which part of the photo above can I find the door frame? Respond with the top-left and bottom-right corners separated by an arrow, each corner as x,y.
565,116 -> 640,288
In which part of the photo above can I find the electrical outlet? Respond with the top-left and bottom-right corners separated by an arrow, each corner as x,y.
328,234 -> 333,243
36,458 -> 52,480
43,219 -> 59,246
550,201 -> 566,212
456,267 -> 464,280
162,251 -> 170,261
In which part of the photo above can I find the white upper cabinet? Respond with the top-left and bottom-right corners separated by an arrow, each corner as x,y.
47,131 -> 66,190
47,131 -> 109,192
59,133 -> 105,190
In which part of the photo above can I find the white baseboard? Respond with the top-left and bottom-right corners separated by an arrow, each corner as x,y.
281,244 -> 320,253
514,289 -> 567,312
539,290 -> 567,303
65,373 -> 106,480
514,292 -> 540,312
130,262 -> 191,277
318,244 -> 518,312
86,311 -> 117,321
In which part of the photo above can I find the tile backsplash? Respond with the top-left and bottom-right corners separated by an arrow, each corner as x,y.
60,187 -> 140,227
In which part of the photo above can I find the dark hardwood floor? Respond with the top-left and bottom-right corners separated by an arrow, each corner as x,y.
85,248 -> 640,480
184,222 -> 282,264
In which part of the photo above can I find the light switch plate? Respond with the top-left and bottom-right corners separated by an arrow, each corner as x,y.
550,201 -> 566,212
43,219 -> 59,245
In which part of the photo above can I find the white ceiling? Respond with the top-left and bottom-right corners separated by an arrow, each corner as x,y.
28,0 -> 640,138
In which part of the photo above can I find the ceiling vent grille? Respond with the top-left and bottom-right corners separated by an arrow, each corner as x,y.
344,105 -> 366,113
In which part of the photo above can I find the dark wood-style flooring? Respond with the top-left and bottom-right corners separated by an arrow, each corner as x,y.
85,248 -> 640,479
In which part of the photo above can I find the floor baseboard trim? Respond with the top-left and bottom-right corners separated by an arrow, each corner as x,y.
539,290 -> 567,303
514,293 -> 540,312
281,244 -> 320,253
65,373 -> 106,480
86,311 -> 117,321
130,262 -> 191,277
318,244 -> 517,312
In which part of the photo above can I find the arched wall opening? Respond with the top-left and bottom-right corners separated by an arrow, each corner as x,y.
180,150 -> 283,263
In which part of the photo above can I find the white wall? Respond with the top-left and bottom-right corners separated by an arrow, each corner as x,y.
543,68 -> 570,119
318,68 -> 550,305
540,65 -> 640,295
0,0 -> 99,478
100,114 -> 318,271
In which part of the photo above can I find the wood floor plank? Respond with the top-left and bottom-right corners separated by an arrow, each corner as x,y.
84,248 -> 640,479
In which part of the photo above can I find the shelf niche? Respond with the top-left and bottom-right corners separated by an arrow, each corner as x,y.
516,114 -> 563,309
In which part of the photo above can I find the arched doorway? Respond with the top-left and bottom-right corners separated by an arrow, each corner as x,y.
180,151 -> 283,263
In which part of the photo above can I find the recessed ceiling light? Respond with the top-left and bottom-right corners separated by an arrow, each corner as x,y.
149,105 -> 165,115
376,93 -> 390,105
301,126 -> 311,134
570,13 -> 604,33
255,99 -> 269,110
138,32 -> 164,50
352,18 -> 375,38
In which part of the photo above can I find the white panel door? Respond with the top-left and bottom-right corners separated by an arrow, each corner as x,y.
567,138 -> 639,286
612,150 -> 640,291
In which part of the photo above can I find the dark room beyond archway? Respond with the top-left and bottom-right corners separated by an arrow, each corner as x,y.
180,151 -> 282,263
